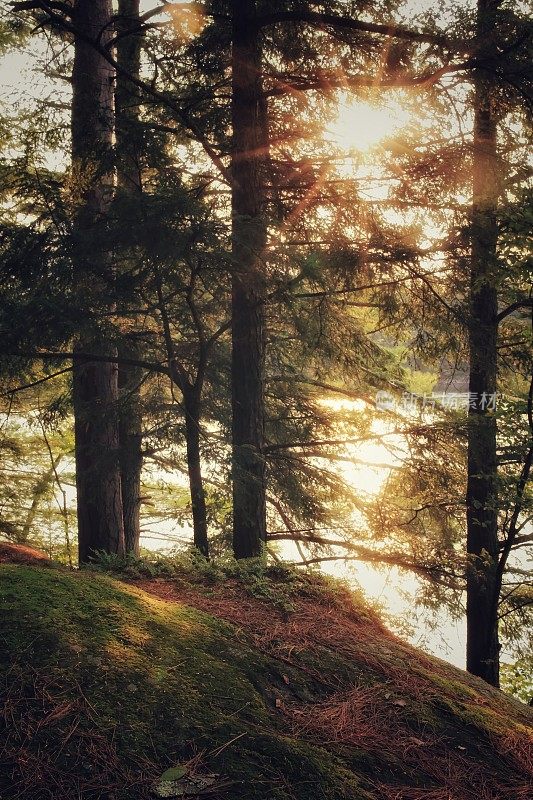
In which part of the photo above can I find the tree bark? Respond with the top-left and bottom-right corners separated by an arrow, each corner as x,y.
155,266 -> 211,557
184,387 -> 209,558
116,0 -> 142,194
231,0 -> 269,559
71,0 -> 125,563
466,0 -> 501,687
116,0 -> 143,555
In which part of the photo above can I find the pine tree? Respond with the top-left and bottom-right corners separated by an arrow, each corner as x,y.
116,0 -> 143,555
70,0 -> 125,562
230,0 -> 269,557
465,0 -> 501,687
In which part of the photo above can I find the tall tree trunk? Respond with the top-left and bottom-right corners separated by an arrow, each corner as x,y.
231,0 -> 269,559
71,0 -> 125,563
116,0 -> 142,194
466,0 -> 501,687
116,0 -> 143,555
156,269 -> 210,556
184,387 -> 209,558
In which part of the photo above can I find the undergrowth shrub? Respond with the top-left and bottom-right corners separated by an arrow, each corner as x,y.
89,549 -> 369,615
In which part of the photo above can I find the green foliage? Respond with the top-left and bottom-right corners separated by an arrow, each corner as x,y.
500,658 -> 533,705
0,408 -> 74,559
91,548 -> 373,617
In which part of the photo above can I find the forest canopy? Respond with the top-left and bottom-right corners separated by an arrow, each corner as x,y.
0,0 -> 531,698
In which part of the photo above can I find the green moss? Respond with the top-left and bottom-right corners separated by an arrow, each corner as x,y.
0,565 -> 531,800
0,566 -> 372,799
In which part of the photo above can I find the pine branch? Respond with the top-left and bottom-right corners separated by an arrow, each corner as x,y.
255,11 -> 446,45
265,63 -> 467,97
268,375 -> 368,403
11,0 -> 73,16
496,298 -> 533,323
5,351 -> 170,375
2,366 -> 74,397
496,373 -> 533,606
267,531 -> 462,588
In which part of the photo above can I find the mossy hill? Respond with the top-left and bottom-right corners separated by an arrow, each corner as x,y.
0,560 -> 531,800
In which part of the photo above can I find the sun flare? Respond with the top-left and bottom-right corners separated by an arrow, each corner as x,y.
330,96 -> 411,153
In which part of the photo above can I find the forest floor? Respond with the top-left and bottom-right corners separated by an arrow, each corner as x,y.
0,541 -> 51,564
0,547 -> 532,800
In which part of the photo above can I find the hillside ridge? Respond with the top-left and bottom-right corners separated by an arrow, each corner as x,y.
0,562 -> 531,800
